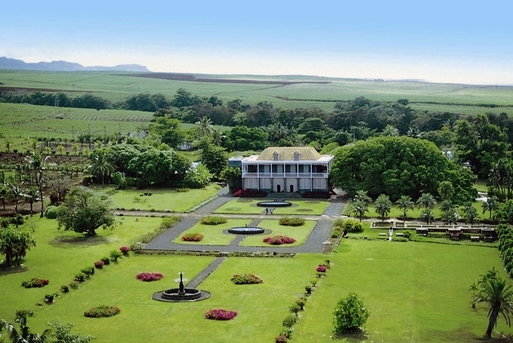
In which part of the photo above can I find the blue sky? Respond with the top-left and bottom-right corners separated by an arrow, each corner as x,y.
1,1 -> 512,85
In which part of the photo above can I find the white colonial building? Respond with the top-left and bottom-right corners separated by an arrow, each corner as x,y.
240,147 -> 333,193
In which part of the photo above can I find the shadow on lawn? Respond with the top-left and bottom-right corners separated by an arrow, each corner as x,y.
332,328 -> 368,341
0,265 -> 28,276
49,235 -> 109,246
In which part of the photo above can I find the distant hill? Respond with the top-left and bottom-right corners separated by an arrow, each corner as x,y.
0,57 -> 150,72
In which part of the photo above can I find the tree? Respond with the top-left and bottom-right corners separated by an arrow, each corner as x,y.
0,184 -> 8,210
0,311 -> 50,343
56,187 -> 114,236
354,190 -> 371,205
471,271 -> 513,338
24,187 -> 39,216
463,203 -> 478,225
127,148 -> 190,186
417,192 -> 436,209
221,167 -> 242,192
46,320 -> 94,343
150,117 -> 186,149
25,151 -> 50,218
482,196 -> 499,219
438,181 -> 454,202
419,208 -> 434,225
195,116 -> 214,138
350,199 -> 368,222
396,195 -> 414,223
88,149 -> 115,187
333,293 -> 370,334
198,138 -> 227,178
7,183 -> 24,228
375,194 -> 392,222
0,227 -> 36,267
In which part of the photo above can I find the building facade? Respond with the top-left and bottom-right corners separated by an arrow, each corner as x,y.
240,147 -> 333,193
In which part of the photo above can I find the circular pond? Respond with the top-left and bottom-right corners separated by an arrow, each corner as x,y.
256,201 -> 292,207
228,227 -> 265,235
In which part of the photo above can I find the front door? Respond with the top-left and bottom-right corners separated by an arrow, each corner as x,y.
290,185 -> 294,192
277,184 -> 281,192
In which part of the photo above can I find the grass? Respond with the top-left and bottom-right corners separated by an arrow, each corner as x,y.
238,219 -> 316,247
102,184 -> 222,212
174,218 -> 252,245
213,199 -> 329,215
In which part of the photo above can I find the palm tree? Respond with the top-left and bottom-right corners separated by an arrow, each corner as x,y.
419,208 -> 434,225
396,195 -> 415,223
482,196 -> 499,219
195,116 -> 213,139
354,190 -> 371,205
88,150 -> 115,187
7,183 -> 24,228
26,151 -> 50,218
24,187 -> 40,216
351,199 -> 368,222
0,184 -> 8,210
472,275 -> 513,338
417,192 -> 436,209
463,203 -> 478,225
375,194 -> 392,222
0,311 -> 49,342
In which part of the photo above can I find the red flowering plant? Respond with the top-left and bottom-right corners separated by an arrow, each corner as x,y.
263,235 -> 296,245
136,272 -> 164,282
119,246 -> 130,255
231,273 -> 263,285
21,278 -> 49,288
316,265 -> 327,273
181,233 -> 204,242
204,309 -> 237,321
94,260 -> 105,269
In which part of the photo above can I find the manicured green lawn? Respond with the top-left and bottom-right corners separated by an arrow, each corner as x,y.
293,239 -> 512,342
103,184 -> 222,212
239,219 -> 316,247
174,218 -> 253,245
213,199 -> 328,215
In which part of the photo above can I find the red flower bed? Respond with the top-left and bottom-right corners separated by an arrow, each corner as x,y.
233,189 -> 267,197
204,309 -> 238,321
316,265 -> 327,273
21,278 -> 49,288
231,273 -> 263,285
263,235 -> 296,245
136,272 -> 164,282
181,233 -> 204,242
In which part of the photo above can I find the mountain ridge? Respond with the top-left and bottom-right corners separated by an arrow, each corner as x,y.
0,57 -> 150,72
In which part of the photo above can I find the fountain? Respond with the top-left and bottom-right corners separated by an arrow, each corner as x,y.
228,226 -> 265,235
152,272 -> 211,302
257,200 -> 292,207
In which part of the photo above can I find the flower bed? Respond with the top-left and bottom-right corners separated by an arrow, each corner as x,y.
84,305 -> 121,318
181,233 -> 204,242
136,272 -> 164,282
21,278 -> 49,288
233,189 -> 267,197
263,235 -> 296,245
231,273 -> 263,285
279,217 -> 305,226
204,309 -> 237,321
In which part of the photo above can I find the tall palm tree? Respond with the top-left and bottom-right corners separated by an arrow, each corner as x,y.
195,116 -> 214,139
26,151 -> 50,218
472,275 -> 513,338
88,150 -> 115,187
396,195 -> 415,223
7,183 -> 24,228
417,192 -> 436,209
482,196 -> 499,219
375,194 -> 392,222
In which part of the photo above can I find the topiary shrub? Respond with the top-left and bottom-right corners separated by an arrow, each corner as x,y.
44,206 -> 59,219
181,233 -> 204,242
101,257 -> 110,265
333,293 -> 370,334
263,235 -> 296,245
204,309 -> 237,321
84,305 -> 121,318
201,216 -> 227,225
94,260 -> 105,269
231,273 -> 263,285
342,218 -> 364,233
110,250 -> 122,262
279,217 -> 305,226
119,246 -> 130,255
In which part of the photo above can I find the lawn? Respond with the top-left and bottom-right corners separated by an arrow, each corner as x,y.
238,219 -> 317,247
174,218 -> 253,246
103,184 -> 222,212
213,199 -> 329,215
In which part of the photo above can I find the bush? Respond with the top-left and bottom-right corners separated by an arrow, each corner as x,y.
333,293 -> 370,334
94,260 -> 105,269
275,334 -> 288,343
204,309 -> 237,321
201,216 -> 227,225
279,217 -> 305,226
69,281 -> 79,289
84,305 -> 121,318
101,257 -> 110,265
45,294 -> 54,303
289,303 -> 301,314
21,278 -> 49,288
74,273 -> 87,282
110,250 -> 122,261
44,205 -> 59,219
296,297 -> 307,310
263,235 -> 296,245
181,233 -> 204,242
231,273 -> 263,285
316,265 -> 327,273
119,246 -> 130,255
60,285 -> 69,293
282,314 -> 297,328
81,267 -> 94,276
136,272 -> 164,282
342,218 -> 364,233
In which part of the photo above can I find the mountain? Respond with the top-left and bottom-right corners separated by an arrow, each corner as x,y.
0,57 -> 150,72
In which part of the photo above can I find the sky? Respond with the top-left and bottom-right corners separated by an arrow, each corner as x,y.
1,1 -> 512,85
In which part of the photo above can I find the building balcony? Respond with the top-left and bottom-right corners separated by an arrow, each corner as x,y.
242,172 -> 328,178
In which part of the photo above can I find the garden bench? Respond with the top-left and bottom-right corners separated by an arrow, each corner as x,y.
470,236 -> 480,242
395,232 -> 404,236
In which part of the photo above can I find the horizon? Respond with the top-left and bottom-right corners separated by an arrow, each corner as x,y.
1,1 -> 513,86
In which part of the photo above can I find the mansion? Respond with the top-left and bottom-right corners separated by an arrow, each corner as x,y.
237,147 -> 333,193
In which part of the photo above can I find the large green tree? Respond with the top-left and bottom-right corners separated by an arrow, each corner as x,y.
88,149 -> 115,187
375,194 -> 392,222
396,195 -> 414,223
330,136 -> 477,202
127,148 -> 190,186
333,293 -> 370,334
56,187 -> 114,236
0,228 -> 36,267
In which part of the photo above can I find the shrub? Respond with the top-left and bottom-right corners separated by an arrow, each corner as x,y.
275,334 -> 288,343
342,218 -> 364,233
84,305 -> 121,318
81,267 -> 94,276
101,257 -> 110,265
181,233 -> 204,242
231,273 -> 263,285
136,272 -> 164,282
279,217 -> 305,226
201,216 -> 227,225
289,303 -> 301,314
305,285 -> 312,294
69,281 -> 79,289
296,297 -> 307,310
119,246 -> 130,255
333,293 -> 370,334
280,327 -> 294,339
263,235 -> 296,245
204,309 -> 237,321
44,205 -> 59,219
44,294 -> 54,303
60,285 -> 69,293
282,314 -> 297,328
110,250 -> 122,261
316,265 -> 327,273
94,260 -> 104,269
21,278 -> 49,288
74,273 -> 87,282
